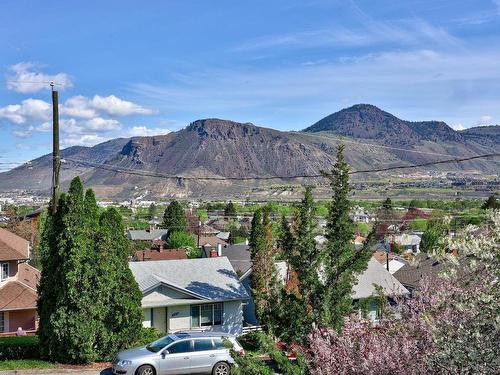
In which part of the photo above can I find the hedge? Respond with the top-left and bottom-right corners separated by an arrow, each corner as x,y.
0,336 -> 40,360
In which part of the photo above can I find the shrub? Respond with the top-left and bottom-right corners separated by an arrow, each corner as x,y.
0,336 -> 40,360
130,327 -> 164,347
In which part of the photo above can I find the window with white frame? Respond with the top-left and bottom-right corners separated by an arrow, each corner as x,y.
190,303 -> 223,327
0,312 -> 4,332
0,263 -> 8,281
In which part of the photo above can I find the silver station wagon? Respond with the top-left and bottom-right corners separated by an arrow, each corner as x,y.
112,331 -> 244,375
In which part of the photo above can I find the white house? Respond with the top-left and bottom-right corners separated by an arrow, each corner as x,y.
129,257 -> 249,335
393,233 -> 422,254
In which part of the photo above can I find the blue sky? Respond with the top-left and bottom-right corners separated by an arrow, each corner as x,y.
1,0 -> 500,170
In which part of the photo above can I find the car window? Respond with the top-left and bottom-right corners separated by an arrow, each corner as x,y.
213,338 -> 228,349
146,335 -> 176,353
168,340 -> 191,354
193,339 -> 215,351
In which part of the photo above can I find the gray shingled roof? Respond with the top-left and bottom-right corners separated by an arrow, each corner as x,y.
129,257 -> 249,301
393,253 -> 442,290
127,229 -> 168,241
352,258 -> 409,299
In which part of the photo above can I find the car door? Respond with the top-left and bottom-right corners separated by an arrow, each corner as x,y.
190,338 -> 217,374
159,339 -> 192,375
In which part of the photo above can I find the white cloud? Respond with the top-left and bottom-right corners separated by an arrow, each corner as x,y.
476,115 -> 493,126
60,94 -> 155,118
61,134 -> 108,148
6,62 -> 73,93
60,118 -> 121,135
128,126 -> 171,137
0,99 -> 51,124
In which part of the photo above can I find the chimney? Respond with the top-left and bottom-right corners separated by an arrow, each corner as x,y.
159,243 -> 164,252
210,248 -> 218,257
217,243 -> 222,257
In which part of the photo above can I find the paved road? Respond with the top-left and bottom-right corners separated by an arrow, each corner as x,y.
0,369 -> 112,375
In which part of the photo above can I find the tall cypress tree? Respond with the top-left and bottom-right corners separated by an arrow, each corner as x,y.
320,145 -> 370,330
38,177 -> 143,363
277,187 -> 320,342
95,207 -> 143,358
249,209 -> 280,330
38,177 -> 100,363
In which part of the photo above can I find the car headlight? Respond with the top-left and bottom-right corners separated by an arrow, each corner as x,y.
117,360 -> 132,367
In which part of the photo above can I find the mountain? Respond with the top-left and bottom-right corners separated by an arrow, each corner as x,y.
303,104 -> 463,145
0,106 -> 498,198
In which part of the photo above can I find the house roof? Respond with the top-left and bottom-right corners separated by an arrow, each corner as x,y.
393,253 -> 442,289
133,248 -> 187,261
221,244 -> 251,275
0,228 -> 29,261
216,232 -> 231,241
16,263 -> 40,290
352,258 -> 409,299
128,229 -> 168,241
129,257 -> 249,301
0,280 -> 37,311
197,236 -> 228,247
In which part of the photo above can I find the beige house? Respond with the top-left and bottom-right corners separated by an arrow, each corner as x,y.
129,257 -> 248,335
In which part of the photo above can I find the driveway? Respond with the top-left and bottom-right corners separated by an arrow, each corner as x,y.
0,369 -> 112,375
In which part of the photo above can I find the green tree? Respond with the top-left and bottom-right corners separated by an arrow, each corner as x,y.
148,203 -> 157,221
38,177 -> 101,363
481,194 -> 499,209
38,177 -> 143,364
420,219 -> 446,253
94,207 -> 143,359
320,145 -> 371,330
166,231 -> 196,250
162,200 -> 187,236
249,209 -> 280,331
224,201 -> 238,217
279,187 -> 321,342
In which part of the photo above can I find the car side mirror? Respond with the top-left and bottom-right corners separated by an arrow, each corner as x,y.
161,350 -> 169,358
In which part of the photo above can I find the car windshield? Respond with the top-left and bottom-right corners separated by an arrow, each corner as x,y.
146,335 -> 176,353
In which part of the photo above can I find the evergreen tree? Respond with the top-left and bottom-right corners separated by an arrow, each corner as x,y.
38,177 -> 100,363
320,145 -> 371,330
38,177 -> 143,363
481,194 -> 499,209
95,207 -> 143,358
277,214 -> 294,258
224,201 -> 238,217
277,187 -> 321,342
148,203 -> 157,221
420,219 -> 445,253
249,209 -> 280,331
162,200 -> 187,236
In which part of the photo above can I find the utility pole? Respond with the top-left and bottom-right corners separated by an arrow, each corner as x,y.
51,82 -> 60,214
197,216 -> 201,247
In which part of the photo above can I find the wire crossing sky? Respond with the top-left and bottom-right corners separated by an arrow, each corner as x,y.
1,0 -> 500,167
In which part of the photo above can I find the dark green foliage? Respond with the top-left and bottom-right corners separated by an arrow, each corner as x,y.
94,207 -> 143,360
162,200 -> 187,236
224,201 -> 238,217
38,177 -> 143,364
481,194 -> 499,209
382,197 -> 392,209
277,187 -> 320,342
130,327 -> 164,348
0,336 -> 39,360
320,145 -> 371,330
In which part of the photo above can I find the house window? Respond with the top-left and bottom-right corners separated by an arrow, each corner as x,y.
190,303 -> 223,328
0,263 -> 8,281
0,312 -> 4,332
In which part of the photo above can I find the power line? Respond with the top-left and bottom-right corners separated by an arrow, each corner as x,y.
62,152 -> 500,181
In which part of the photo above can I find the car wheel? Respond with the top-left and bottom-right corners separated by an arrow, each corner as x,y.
136,365 -> 155,375
212,361 -> 230,375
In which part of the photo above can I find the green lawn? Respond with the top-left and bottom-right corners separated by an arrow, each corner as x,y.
0,359 -> 56,370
